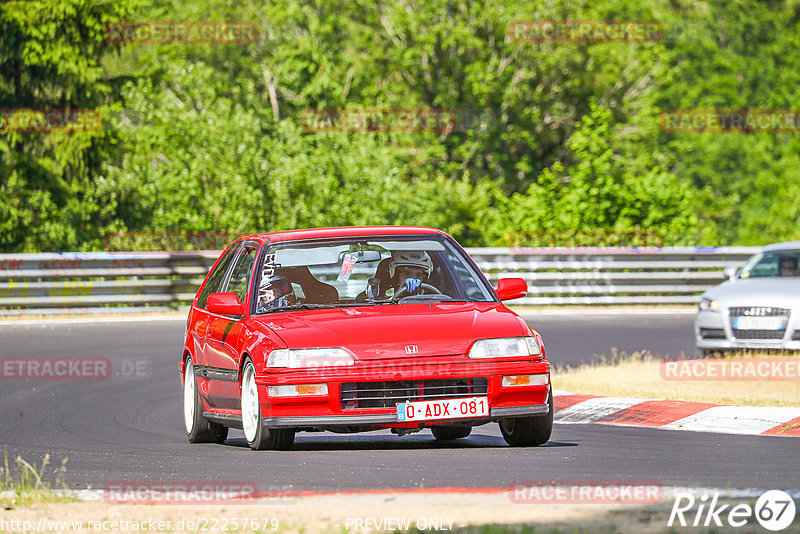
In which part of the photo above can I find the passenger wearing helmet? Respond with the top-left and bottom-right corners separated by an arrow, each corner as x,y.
388,250 -> 434,296
257,275 -> 296,311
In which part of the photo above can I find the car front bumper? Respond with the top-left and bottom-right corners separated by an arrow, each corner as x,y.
252,357 -> 551,430
261,403 -> 550,428
695,309 -> 800,350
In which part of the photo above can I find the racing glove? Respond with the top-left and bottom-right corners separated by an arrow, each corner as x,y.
403,278 -> 422,293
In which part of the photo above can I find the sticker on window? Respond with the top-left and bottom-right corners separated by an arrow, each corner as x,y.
338,252 -> 358,282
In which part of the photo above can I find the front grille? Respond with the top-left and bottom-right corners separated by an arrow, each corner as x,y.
728,306 -> 790,317
700,328 -> 726,340
728,306 -> 790,340
341,378 -> 488,409
731,329 -> 785,340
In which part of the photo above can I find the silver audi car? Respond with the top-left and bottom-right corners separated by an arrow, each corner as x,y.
695,242 -> 800,354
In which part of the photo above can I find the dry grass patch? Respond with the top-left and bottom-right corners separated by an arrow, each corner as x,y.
552,350 -> 800,407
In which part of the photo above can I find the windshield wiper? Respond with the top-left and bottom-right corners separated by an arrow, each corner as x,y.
339,300 -> 397,306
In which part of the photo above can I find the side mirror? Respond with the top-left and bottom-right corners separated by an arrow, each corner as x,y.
722,265 -> 739,281
207,292 -> 244,316
495,278 -> 527,301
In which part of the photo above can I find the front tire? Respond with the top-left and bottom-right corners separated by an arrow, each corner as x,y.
499,392 -> 553,447
241,360 -> 295,451
431,426 -> 472,440
183,358 -> 228,444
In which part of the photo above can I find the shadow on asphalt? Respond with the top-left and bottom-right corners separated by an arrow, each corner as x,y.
221,435 -> 578,451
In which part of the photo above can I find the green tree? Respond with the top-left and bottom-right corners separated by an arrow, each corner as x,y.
492,105 -> 698,245
5,0 -> 800,251
0,0 -> 138,251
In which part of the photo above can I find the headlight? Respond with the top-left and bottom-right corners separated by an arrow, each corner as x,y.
699,297 -> 719,312
468,337 -> 541,359
267,348 -> 356,368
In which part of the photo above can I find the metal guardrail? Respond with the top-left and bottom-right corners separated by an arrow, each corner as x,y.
0,247 -> 760,315
0,251 -> 216,315
470,246 -> 757,305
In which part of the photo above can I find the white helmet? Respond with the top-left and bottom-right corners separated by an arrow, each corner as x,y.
389,250 -> 433,278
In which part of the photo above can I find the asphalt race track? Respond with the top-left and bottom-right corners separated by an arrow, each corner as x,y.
0,313 -> 796,495
520,311 -> 701,366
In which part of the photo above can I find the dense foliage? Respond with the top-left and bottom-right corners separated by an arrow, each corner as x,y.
2,0 -> 799,251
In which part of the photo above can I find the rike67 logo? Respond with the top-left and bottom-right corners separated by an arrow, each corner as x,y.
669,490 -> 797,531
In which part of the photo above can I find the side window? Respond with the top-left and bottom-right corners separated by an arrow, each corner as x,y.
197,244 -> 240,309
224,242 -> 258,303
756,257 -> 778,277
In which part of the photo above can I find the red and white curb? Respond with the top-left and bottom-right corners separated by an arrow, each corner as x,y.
552,391 -> 800,437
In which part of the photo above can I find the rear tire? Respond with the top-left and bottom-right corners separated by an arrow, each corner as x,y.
499,392 -> 553,447
184,358 -> 228,444
431,426 -> 472,440
241,360 -> 295,450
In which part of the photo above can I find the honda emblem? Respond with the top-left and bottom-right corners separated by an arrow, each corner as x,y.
405,345 -> 419,355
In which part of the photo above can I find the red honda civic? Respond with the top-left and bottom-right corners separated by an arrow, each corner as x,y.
180,226 -> 552,450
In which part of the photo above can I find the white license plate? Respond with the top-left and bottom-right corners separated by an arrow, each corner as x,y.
734,316 -> 786,330
396,396 -> 489,422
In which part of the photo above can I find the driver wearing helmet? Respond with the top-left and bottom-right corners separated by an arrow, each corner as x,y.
257,275 -> 296,312
778,256 -> 798,277
388,250 -> 434,296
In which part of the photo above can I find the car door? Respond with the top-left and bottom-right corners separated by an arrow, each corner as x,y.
204,241 -> 258,410
190,243 -> 241,404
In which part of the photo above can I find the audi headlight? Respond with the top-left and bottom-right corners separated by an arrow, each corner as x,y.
267,348 -> 356,368
468,337 -> 541,359
699,297 -> 719,312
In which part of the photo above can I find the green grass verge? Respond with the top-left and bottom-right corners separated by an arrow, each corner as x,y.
0,453 -> 74,508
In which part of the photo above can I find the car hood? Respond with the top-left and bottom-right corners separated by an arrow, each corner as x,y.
250,302 -> 530,360
705,278 -> 800,308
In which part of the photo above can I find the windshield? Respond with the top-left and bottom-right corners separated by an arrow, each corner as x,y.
739,249 -> 800,279
253,235 -> 496,313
